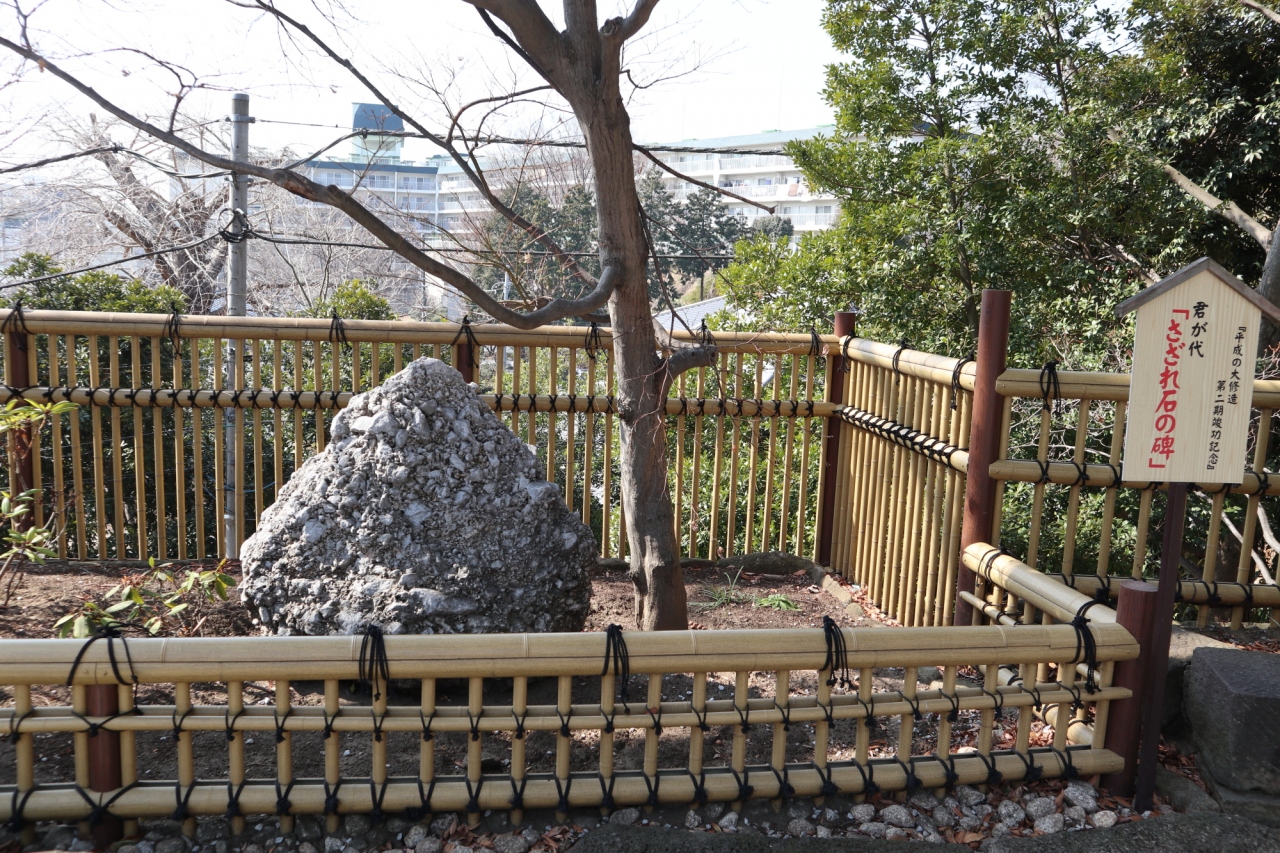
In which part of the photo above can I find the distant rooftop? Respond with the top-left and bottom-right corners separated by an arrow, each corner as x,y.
353,103 -> 405,133
653,295 -> 729,332
645,127 -> 835,150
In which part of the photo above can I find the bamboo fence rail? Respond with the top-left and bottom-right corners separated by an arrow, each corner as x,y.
825,339 -> 975,628
0,622 -> 1134,828
989,363 -> 1280,629
0,310 -> 834,565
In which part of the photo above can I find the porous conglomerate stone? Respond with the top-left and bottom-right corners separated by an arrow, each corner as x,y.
241,358 -> 594,636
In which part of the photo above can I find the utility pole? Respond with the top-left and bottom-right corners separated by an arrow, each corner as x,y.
224,93 -> 252,559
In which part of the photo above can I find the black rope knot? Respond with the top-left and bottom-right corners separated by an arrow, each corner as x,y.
1070,600 -> 1102,693
951,354 -> 974,409
808,326 -> 826,365
67,624 -> 139,686
328,310 -> 350,352
602,623 -> 631,706
162,303 -> 184,354
821,615 -> 853,689
1039,360 -> 1061,412
358,624 -> 391,701
1,298 -> 31,351
891,337 -> 909,379
584,321 -> 605,361
452,315 -> 480,357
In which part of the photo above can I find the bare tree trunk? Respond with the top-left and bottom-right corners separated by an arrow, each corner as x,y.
571,39 -> 688,631
1258,231 -> 1280,353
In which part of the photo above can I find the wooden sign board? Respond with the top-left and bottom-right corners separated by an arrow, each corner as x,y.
1116,258 -> 1280,484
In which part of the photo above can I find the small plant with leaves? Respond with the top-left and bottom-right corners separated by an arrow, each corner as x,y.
55,559 -> 236,638
0,399 -> 78,606
754,593 -> 799,611
691,568 -> 751,612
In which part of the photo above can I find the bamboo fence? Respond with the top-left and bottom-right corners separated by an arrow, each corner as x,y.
988,365 -> 1280,629
824,339 -> 976,628
0,310 -> 833,565
0,614 -> 1134,831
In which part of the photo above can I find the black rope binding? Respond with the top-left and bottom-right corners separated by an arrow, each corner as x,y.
328,310 -> 350,352
1070,600 -> 1102,693
162,302 -> 184,355
687,770 -> 709,806
808,326 -> 826,366
821,615 -> 854,689
452,315 -> 481,363
891,337 -> 909,380
358,624 -> 390,701
602,624 -> 631,707
0,298 -> 31,352
951,353 -> 974,410
67,625 -> 140,687
584,321 -> 605,361
1039,360 -> 1061,413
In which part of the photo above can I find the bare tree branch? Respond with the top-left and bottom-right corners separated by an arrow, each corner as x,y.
242,0 -> 595,289
0,34 -> 616,328
614,0 -> 661,42
1241,0 -> 1280,25
638,147 -> 776,214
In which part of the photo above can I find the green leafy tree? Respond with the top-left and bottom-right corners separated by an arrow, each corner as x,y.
1,252 -> 187,313
297,279 -> 398,321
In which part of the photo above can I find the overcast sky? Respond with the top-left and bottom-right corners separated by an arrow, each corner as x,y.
0,0 -> 841,164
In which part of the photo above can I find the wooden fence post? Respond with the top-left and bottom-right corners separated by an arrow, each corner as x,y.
955,290 -> 1011,626
455,339 -> 478,385
1100,580 -> 1159,797
816,311 -> 857,566
85,685 -> 123,846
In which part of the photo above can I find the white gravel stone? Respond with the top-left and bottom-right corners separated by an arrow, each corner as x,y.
997,800 -> 1026,824
324,839 -> 345,853
1064,805 -> 1087,828
955,785 -> 987,807
492,834 -> 529,853
786,819 -> 814,837
1065,781 -> 1100,813
909,792 -> 940,812
403,826 -> 429,849
848,804 -> 877,823
684,811 -> 700,829
816,826 -> 832,838
885,827 -> 908,840
880,804 -> 915,828
716,812 -> 739,831
609,808 -> 640,826
931,805 -> 956,828
859,822 -> 887,839
413,839 -> 442,853
1091,810 -> 1118,828
1034,814 -> 1065,834
1025,797 -> 1057,820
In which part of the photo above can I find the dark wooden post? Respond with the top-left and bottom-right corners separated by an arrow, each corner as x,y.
85,685 -> 123,846
4,329 -> 35,531
454,338 -> 478,384
954,290 -> 1012,626
816,311 -> 857,566
1100,580 -> 1159,797
1133,482 -> 1188,811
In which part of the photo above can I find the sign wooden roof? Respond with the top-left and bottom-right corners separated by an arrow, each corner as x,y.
1113,257 -> 1280,324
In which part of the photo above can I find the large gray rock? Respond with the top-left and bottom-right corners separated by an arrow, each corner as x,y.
1164,626 -> 1233,732
241,358 -> 594,636
1185,647 -> 1280,795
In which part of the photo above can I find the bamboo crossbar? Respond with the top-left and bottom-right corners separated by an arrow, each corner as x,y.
989,459 -> 1280,497
1046,572 -> 1280,608
997,367 -> 1280,408
0,385 -> 837,418
0,309 -> 835,354
0,749 -> 1121,822
836,338 -> 976,391
0,623 -> 1136,685
962,544 -> 1119,627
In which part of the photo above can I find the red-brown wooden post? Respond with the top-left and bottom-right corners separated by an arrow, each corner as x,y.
85,685 -> 123,846
454,337 -> 478,384
816,311 -> 857,566
955,290 -> 1011,626
4,327 -> 35,531
1100,580 -> 1159,797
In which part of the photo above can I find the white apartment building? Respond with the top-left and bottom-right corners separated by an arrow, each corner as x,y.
302,108 -> 839,238
652,127 -> 839,233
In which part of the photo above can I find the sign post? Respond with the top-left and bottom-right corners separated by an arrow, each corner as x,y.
1114,257 -> 1280,809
